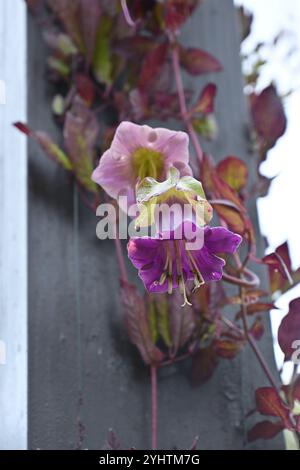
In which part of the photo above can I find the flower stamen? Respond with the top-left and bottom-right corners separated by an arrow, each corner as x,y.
174,240 -> 192,307
185,243 -> 205,292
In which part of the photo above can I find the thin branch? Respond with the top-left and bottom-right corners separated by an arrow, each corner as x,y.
273,252 -> 294,286
114,237 -> 128,284
240,287 -> 279,391
169,36 -> 204,163
151,365 -> 158,450
222,267 -> 260,288
120,0 -> 137,27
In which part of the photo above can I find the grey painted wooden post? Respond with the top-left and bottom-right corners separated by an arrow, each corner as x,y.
27,0 -> 283,449
0,0 -> 27,450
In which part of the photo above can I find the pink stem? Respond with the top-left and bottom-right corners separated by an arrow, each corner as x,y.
114,236 -> 128,283
240,287 -> 279,392
104,192 -> 128,283
151,365 -> 158,450
120,0 -> 136,27
170,40 -> 204,163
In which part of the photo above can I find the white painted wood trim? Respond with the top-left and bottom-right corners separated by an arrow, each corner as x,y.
0,0 -> 27,449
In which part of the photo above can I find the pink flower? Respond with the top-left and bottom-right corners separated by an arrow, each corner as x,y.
92,121 -> 192,210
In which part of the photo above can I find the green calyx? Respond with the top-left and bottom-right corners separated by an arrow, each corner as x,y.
135,167 -> 213,229
131,147 -> 164,181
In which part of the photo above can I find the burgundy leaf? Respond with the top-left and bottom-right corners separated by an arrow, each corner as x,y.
139,42 -> 169,89
215,339 -> 244,359
237,6 -> 253,41
63,98 -> 99,192
168,291 -> 196,355
262,245 -> 293,294
255,387 -> 291,426
121,281 -> 164,365
250,84 -> 287,147
292,376 -> 300,401
247,420 -> 284,442
179,46 -> 223,75
249,317 -> 264,340
192,83 -> 217,115
14,122 -> 32,136
25,0 -> 42,13
245,302 -> 277,316
191,344 -> 218,387
14,122 -> 72,170
164,0 -> 200,32
75,73 -> 96,105
79,0 -> 102,65
282,376 -> 300,402
47,0 -> 84,50
129,89 -> 149,120
278,298 -> 300,360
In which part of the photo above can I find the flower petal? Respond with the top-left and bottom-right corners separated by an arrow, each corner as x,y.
127,237 -> 167,292
92,149 -> 136,208
204,227 -> 242,254
154,128 -> 190,167
192,246 -> 225,281
110,121 -> 150,157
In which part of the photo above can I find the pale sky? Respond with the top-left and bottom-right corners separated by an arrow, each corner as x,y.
235,0 -> 300,382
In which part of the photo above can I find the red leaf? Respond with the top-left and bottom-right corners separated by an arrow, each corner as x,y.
215,339 -> 244,359
191,344 -> 218,386
164,0 -> 200,32
179,46 -> 223,75
200,154 -> 251,236
238,6 -> 253,41
262,243 -> 294,294
75,74 -> 96,105
292,376 -> 300,401
255,387 -> 291,425
246,302 -> 277,315
121,282 -> 164,365
213,205 -> 246,236
278,298 -> 300,360
25,0 -> 41,13
63,98 -> 99,192
192,83 -> 217,115
216,156 -> 248,191
14,122 -> 72,170
79,0 -> 102,65
139,42 -> 169,89
168,291 -> 196,355
247,420 -> 284,442
47,0 -> 84,50
249,317 -> 264,340
251,84 -> 287,148
13,122 -> 32,136
282,375 -> 300,402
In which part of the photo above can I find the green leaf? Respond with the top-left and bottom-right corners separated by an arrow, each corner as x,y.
177,176 -> 206,198
14,122 -> 72,171
156,297 -> 172,348
47,56 -> 70,79
147,297 -> 159,344
52,95 -> 65,115
35,132 -> 73,171
92,15 -> 113,85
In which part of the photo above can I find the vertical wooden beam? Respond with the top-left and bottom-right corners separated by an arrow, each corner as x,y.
27,0 -> 282,449
0,0 -> 27,450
